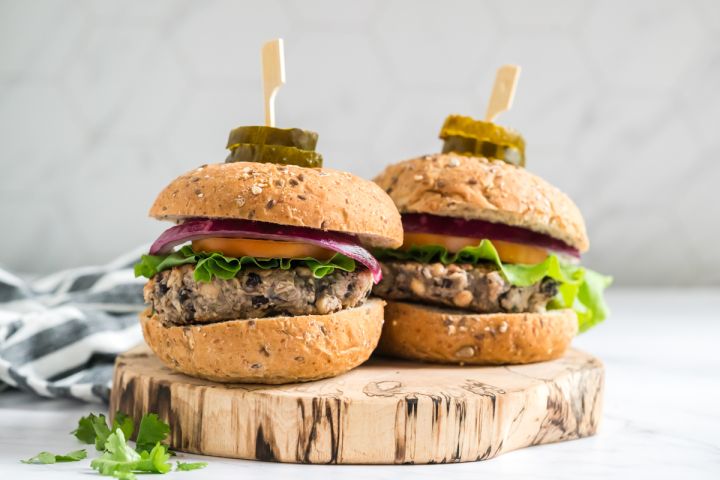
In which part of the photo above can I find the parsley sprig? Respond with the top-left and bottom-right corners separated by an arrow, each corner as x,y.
22,411 -> 207,479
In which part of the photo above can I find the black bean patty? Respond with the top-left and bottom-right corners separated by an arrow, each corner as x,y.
372,260 -> 558,314
145,264 -> 373,326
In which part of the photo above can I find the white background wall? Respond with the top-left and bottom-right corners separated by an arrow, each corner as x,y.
1,0 -> 719,285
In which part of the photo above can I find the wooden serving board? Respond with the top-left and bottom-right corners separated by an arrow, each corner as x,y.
110,345 -> 603,464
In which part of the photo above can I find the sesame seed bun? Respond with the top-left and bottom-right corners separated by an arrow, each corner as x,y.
150,162 -> 403,249
373,153 -> 589,252
378,301 -> 577,365
140,299 -> 385,384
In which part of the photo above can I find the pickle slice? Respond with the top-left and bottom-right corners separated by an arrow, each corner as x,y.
226,143 -> 323,168
439,115 -> 526,167
227,126 -> 318,151
442,135 -> 525,167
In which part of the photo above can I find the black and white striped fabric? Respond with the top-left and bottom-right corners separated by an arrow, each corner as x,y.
0,247 -> 147,403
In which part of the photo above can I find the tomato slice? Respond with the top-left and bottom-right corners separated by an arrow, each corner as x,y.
191,237 -> 336,261
401,232 -> 549,265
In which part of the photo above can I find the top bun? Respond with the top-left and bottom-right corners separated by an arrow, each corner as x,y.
150,162 -> 403,249
373,153 -> 589,252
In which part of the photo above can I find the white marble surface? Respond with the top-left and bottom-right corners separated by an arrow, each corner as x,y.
1,0 -> 720,285
0,288 -> 718,479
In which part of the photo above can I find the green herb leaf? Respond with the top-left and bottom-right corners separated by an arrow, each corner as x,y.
176,461 -> 208,471
112,471 -> 137,480
92,415 -> 112,452
135,245 -> 356,282
22,451 -> 57,464
135,414 -> 170,454
22,449 -> 87,464
72,413 -> 100,444
73,412 -> 136,452
70,413 -> 112,451
112,412 -> 135,440
375,240 -> 612,332
90,429 -> 171,479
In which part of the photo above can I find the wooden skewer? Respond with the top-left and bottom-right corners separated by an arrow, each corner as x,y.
485,65 -> 521,123
261,38 -> 286,127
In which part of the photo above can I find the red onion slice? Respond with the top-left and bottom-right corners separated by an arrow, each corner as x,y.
402,213 -> 580,258
149,218 -> 383,283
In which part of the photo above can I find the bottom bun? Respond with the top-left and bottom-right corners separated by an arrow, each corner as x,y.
140,299 -> 385,384
377,301 -> 577,365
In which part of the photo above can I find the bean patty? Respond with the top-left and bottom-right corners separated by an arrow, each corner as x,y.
145,264 -> 373,326
373,260 -> 558,313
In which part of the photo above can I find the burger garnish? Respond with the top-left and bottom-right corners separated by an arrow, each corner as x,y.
440,114 -> 526,167
136,218 -> 382,283
225,125 -> 323,168
399,213 -> 580,257
227,125 -> 319,150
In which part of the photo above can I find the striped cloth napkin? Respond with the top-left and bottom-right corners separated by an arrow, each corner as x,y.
0,248 -> 147,403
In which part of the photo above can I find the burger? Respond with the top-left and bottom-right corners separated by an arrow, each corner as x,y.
134,127 -> 403,383
371,115 -> 611,365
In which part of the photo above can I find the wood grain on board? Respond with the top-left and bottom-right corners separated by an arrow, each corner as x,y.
110,345 -> 603,464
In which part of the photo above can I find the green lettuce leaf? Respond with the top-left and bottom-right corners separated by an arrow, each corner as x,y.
375,240 -> 612,332
135,245 -> 356,283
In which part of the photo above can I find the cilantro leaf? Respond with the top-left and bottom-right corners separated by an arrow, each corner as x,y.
72,412 -> 170,455
176,461 -> 208,471
92,415 -> 112,451
112,412 -> 135,440
90,429 -> 171,479
135,413 -> 170,454
22,449 -> 86,464
22,452 -> 57,464
112,472 -> 137,480
28,412 -> 190,477
72,413 -> 113,451
73,412 -> 137,452
72,413 -> 99,444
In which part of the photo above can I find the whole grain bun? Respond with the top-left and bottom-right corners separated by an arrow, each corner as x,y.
140,299 -> 385,384
378,301 -> 577,365
150,162 -> 403,249
374,153 -> 589,252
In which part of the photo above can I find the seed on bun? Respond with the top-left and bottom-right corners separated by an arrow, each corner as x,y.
378,301 -> 578,365
141,299 -> 385,383
151,161 -> 403,249
373,153 -> 588,252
